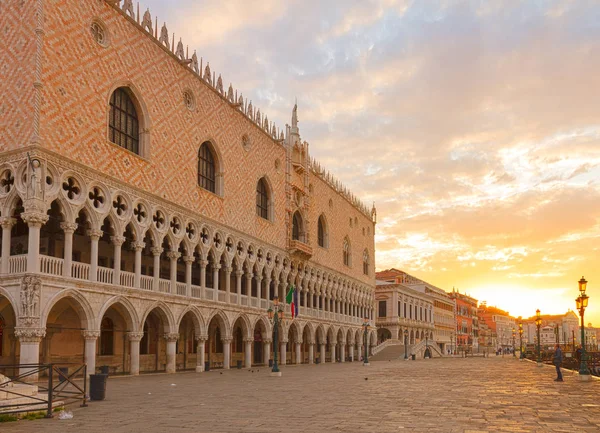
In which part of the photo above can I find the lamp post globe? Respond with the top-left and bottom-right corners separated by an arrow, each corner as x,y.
576,277 -> 591,380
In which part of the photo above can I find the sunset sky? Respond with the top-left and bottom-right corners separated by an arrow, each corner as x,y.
142,0 -> 600,322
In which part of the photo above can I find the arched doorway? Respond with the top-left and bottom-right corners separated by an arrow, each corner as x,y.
98,300 -> 135,374
253,319 -> 266,365
0,293 -> 17,372
177,311 -> 198,371
231,317 -> 248,368
302,325 -> 312,364
207,313 -> 228,369
140,307 -> 170,373
377,328 -> 392,345
315,326 -> 325,364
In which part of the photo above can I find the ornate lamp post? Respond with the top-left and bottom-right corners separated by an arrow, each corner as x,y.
268,296 -> 284,377
404,329 -> 409,360
576,276 -> 591,380
535,309 -> 542,366
512,328 -> 516,358
519,322 -> 524,360
362,319 -> 370,366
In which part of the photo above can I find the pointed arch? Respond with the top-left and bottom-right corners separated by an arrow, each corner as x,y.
41,289 -> 96,330
176,306 -> 205,336
206,309 -> 231,339
107,82 -> 151,157
198,140 -> 223,195
256,176 -> 273,221
230,312 -> 253,340
97,295 -> 139,333
139,301 -> 176,334
343,236 -> 351,267
317,213 -> 328,248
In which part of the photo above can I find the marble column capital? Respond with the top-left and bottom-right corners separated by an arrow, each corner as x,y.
15,327 -> 46,342
21,211 -> 48,227
87,229 -> 103,240
0,216 -> 16,229
132,241 -> 146,251
59,221 -> 78,233
164,333 -> 179,342
166,251 -> 181,260
183,255 -> 195,265
82,330 -> 101,340
195,335 -> 208,342
127,332 -> 145,342
110,235 -> 126,246
151,247 -> 163,256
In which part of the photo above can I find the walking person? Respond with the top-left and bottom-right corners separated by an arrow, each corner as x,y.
553,344 -> 564,382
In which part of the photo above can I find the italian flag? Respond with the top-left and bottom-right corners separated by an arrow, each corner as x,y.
286,285 -> 299,319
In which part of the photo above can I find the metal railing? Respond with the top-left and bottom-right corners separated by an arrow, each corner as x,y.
0,363 -> 87,417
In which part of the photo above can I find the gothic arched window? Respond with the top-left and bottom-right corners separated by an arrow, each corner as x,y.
109,87 -> 140,154
292,211 -> 303,241
363,249 -> 369,275
318,214 -> 327,248
256,178 -> 269,220
198,142 -> 216,193
343,237 -> 351,267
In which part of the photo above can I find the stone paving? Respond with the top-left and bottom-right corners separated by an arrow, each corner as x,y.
3,357 -> 600,433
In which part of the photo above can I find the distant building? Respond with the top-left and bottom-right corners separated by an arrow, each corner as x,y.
448,290 -> 478,352
376,269 -> 454,353
521,311 -> 579,350
477,304 -> 517,351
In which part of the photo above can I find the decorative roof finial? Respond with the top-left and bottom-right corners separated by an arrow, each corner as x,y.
292,99 -> 298,129
159,23 -> 169,47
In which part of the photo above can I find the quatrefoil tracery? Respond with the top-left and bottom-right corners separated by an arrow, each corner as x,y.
88,187 -> 105,209
113,196 -> 127,216
0,170 -> 14,194
134,203 -> 147,223
62,177 -> 81,201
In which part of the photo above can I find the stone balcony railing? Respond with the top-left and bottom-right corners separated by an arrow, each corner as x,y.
5,254 -> 363,325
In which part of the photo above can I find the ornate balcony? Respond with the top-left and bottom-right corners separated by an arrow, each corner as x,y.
289,239 -> 313,259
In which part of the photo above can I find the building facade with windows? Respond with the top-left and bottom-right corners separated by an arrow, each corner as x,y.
376,269 -> 454,354
522,311 -> 579,350
477,304 -> 517,351
374,281 -> 435,349
448,289 -> 479,352
0,0 -> 377,377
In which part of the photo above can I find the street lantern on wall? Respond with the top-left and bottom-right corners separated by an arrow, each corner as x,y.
535,309 -> 542,365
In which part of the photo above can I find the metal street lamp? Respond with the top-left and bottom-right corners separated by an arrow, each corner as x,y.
535,309 -> 542,366
404,329 -> 409,360
576,276 -> 591,379
512,328 -> 516,358
268,296 -> 284,376
518,322 -> 524,360
362,319 -> 370,366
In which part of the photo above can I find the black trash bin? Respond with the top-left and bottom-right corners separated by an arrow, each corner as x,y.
268,359 -> 273,367
236,360 -> 243,369
100,365 -> 109,375
204,361 -> 210,372
58,367 -> 69,384
89,374 -> 108,401
411,354 -> 416,361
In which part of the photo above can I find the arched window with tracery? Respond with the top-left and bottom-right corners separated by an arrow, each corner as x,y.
100,317 -> 114,356
256,178 -> 270,220
343,237 -> 351,267
198,142 -> 216,193
318,214 -> 327,248
292,211 -> 303,241
363,249 -> 369,275
109,87 -> 140,154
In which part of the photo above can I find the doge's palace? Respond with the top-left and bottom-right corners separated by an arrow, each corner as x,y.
0,0 -> 377,378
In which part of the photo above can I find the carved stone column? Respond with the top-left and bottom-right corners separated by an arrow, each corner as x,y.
82,330 -> 100,377
0,217 -> 15,274
222,338 -> 232,369
244,338 -> 253,368
59,222 -> 77,278
166,251 -> 181,294
88,229 -> 103,282
308,342 -> 314,364
340,341 -> 346,363
195,336 -> 207,372
127,332 -> 144,376
212,264 -> 220,300
256,275 -> 263,301
280,340 -> 287,366
15,327 -> 46,381
164,333 -> 179,374
111,235 -> 125,285
224,266 -> 232,298
21,212 -> 48,273
151,247 -> 162,291
199,259 -> 207,299
295,341 -> 302,364
331,343 -> 337,363
320,343 -> 326,364
235,270 -> 243,304
183,255 -> 194,297
246,273 -> 253,298
133,241 -> 145,288
263,339 -> 272,367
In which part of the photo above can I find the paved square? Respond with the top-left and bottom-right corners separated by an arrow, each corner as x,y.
4,357 -> 600,433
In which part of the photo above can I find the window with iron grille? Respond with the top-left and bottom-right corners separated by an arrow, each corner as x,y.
198,142 -> 216,193
256,178 -> 269,219
109,87 -> 140,154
